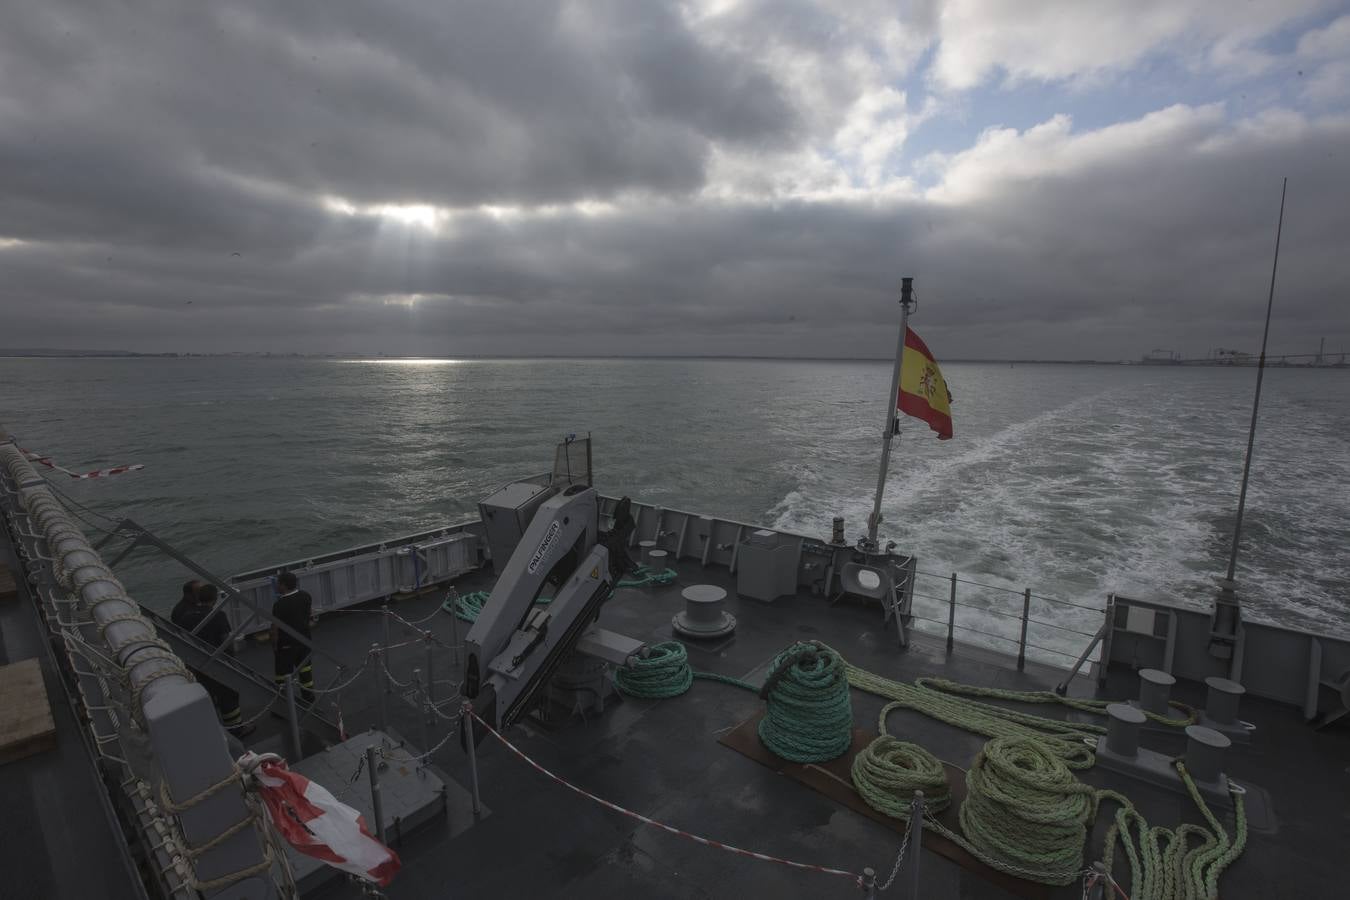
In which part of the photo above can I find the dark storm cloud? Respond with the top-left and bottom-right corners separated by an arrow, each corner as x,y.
0,1 -> 1346,359
0,1 -> 796,216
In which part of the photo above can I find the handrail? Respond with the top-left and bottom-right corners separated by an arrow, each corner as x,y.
96,516 -> 345,668
905,566 -> 1110,675
0,427 -> 277,899
913,566 -> 1105,613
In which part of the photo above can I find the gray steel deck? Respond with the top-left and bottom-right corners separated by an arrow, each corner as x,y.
231,558 -> 1348,899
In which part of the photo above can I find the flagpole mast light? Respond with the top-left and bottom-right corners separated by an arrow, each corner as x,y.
866,277 -> 916,549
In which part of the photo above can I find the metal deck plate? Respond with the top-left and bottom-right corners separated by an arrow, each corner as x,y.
284,730 -> 483,894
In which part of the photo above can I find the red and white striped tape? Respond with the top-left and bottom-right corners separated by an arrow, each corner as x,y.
464,705 -> 865,888
22,448 -> 144,480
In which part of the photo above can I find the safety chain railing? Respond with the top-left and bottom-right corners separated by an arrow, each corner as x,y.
266,591 -> 469,773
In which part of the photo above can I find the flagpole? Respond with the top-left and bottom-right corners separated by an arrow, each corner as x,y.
866,277 -> 916,548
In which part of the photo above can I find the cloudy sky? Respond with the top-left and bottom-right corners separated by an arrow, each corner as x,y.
1,0 -> 1347,359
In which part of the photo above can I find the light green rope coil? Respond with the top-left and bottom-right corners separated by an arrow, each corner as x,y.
850,730 -> 950,819
949,736 -> 1097,884
1100,762 -> 1248,900
846,664 -> 1101,768
918,676 -> 1196,728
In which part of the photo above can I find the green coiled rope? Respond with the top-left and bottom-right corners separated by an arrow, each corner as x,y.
612,641 -> 756,698
616,565 -> 678,588
846,663 -> 1102,768
756,642 -> 853,763
949,736 -> 1097,884
848,666 -> 1244,894
850,728 -> 950,819
445,563 -> 673,625
917,676 -> 1197,728
613,642 -> 695,697
1099,764 -> 1248,900
613,640 -> 853,763
445,590 -> 551,624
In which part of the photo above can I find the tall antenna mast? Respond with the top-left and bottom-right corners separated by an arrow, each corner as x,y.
1226,177 -> 1287,583
1211,177 -> 1287,663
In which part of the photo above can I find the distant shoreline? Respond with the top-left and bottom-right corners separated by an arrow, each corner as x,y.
2,351 -> 1344,367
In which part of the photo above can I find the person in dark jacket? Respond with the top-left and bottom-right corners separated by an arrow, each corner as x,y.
171,581 -> 252,736
271,571 -> 315,702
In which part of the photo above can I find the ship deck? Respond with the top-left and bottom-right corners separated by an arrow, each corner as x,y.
227,557 -> 1350,900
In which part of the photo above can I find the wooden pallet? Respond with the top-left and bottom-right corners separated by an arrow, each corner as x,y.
719,712 -> 1051,899
0,658 -> 57,765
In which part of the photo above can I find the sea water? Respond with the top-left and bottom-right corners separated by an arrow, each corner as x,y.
2,357 -> 1346,654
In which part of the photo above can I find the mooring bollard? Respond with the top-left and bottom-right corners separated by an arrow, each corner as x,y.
908,790 -> 924,899
1138,668 -> 1177,716
366,744 -> 386,845
1105,703 -> 1147,758
463,706 -> 482,815
862,867 -> 877,898
285,672 -> 303,760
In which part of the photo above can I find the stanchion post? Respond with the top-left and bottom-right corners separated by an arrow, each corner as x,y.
365,744 -> 387,845
424,631 -> 435,717
414,667 -> 431,755
463,707 -> 482,815
285,672 -> 303,760
448,591 -> 460,665
862,866 -> 876,898
908,791 -> 924,899
1017,588 -> 1031,671
373,642 -> 387,734
1086,862 -> 1109,900
382,602 -> 392,691
946,573 -> 957,654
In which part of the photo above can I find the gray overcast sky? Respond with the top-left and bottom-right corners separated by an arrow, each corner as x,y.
1,0 -> 1348,359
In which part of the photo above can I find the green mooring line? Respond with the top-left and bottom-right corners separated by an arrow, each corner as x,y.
846,664 -> 1244,894
617,640 -> 1245,895
614,640 -> 853,764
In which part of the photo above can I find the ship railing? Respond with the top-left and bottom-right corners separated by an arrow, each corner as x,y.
905,567 -> 1107,673
0,427 -> 283,900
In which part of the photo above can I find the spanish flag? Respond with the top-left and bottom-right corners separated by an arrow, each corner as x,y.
897,328 -> 953,440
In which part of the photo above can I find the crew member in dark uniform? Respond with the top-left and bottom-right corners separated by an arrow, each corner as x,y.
271,571 -> 315,703
171,581 -> 252,736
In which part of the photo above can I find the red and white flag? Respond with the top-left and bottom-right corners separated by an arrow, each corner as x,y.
250,756 -> 401,886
